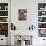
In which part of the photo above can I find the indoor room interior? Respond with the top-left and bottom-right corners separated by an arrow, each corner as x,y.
0,0 -> 46,46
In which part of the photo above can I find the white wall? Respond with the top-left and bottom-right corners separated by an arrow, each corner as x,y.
11,0 -> 38,45
11,0 -> 46,46
11,0 -> 38,30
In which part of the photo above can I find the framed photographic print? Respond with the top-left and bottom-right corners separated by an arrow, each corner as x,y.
38,29 -> 46,37
18,9 -> 27,21
0,11 -> 8,16
0,17 -> 8,22
38,23 -> 46,28
0,23 -> 8,37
